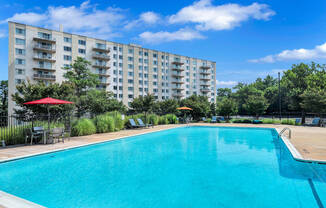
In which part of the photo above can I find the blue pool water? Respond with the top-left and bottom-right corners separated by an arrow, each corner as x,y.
0,126 -> 326,207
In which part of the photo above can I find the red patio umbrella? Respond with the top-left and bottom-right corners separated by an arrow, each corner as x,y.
24,97 -> 74,137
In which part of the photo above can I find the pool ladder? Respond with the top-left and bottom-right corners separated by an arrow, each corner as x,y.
279,127 -> 291,139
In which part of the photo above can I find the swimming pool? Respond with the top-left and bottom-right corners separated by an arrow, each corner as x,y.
0,126 -> 325,207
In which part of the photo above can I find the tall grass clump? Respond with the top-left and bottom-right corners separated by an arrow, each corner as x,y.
165,114 -> 178,124
159,116 -> 169,125
148,114 -> 159,125
71,118 -> 96,136
262,119 -> 280,124
106,111 -> 124,131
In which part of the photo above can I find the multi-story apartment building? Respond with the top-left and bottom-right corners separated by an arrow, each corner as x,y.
8,22 -> 216,115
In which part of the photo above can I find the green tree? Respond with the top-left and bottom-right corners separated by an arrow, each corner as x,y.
63,57 -> 99,117
217,98 -> 238,120
130,94 -> 155,123
154,99 -> 179,115
12,81 -> 75,117
0,80 -> 8,115
86,90 -> 127,116
242,93 -> 268,119
180,95 -> 211,120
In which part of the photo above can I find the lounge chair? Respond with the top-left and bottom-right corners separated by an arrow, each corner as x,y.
252,120 -> 263,124
202,117 -> 206,122
295,118 -> 301,125
137,118 -> 153,128
129,119 -> 142,128
217,116 -> 225,122
211,116 -> 217,123
304,117 -> 320,127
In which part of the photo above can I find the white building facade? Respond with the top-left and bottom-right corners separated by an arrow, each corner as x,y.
8,22 -> 217,115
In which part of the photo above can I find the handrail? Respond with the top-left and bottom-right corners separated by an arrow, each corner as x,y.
279,127 -> 291,139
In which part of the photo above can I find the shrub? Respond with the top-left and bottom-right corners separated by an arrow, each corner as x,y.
148,114 -> 159,125
262,119 -> 280,124
159,116 -> 169,125
281,119 -> 295,125
165,114 -> 178,124
205,118 -> 212,123
107,116 -> 115,132
106,111 -> 124,131
71,118 -> 96,136
231,119 -> 252,123
94,115 -> 109,133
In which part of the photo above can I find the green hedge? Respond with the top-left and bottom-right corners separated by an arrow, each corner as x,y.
159,116 -> 169,125
281,119 -> 296,125
71,118 -> 96,136
261,119 -> 280,124
231,118 -> 253,123
165,114 -> 178,124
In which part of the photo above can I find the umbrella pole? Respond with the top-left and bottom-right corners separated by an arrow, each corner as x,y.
47,105 -> 50,144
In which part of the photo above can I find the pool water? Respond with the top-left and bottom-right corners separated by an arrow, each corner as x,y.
0,126 -> 326,207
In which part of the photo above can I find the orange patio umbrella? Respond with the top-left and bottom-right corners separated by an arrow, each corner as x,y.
177,107 -> 193,110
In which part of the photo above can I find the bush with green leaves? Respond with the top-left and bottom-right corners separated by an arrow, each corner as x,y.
148,114 -> 159,125
159,116 -> 169,125
231,118 -> 253,123
165,114 -> 178,124
262,119 -> 280,124
106,111 -> 124,131
281,119 -> 295,125
71,118 -> 96,136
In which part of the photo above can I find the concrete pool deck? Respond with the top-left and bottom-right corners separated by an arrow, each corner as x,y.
0,123 -> 325,163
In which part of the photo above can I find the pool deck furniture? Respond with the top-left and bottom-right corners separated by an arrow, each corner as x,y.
31,127 -> 45,145
137,118 -> 153,128
295,118 -> 301,125
252,120 -> 263,124
202,117 -> 206,122
48,128 -> 65,144
304,117 -> 320,127
129,119 -> 142,128
211,116 -> 217,123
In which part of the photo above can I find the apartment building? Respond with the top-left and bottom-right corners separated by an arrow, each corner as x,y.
8,22 -> 217,115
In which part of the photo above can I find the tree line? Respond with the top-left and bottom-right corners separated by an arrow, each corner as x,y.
2,57 -> 325,123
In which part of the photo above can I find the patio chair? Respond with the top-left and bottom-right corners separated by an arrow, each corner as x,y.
217,116 -> 225,122
304,117 -> 320,127
137,118 -> 153,128
211,116 -> 217,123
26,126 -> 44,145
48,128 -> 65,144
129,119 -> 142,128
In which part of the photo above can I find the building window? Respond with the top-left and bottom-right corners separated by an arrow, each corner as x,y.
15,38 -> 25,45
119,47 -> 122,52
128,57 -> 133,61
153,60 -> 157,65
78,40 -> 86,45
15,58 -> 25,65
64,37 -> 72,43
144,59 -> 148,64
119,63 -> 123,67
15,28 -> 25,35
128,79 -> 133,84
153,53 -> 157,58
15,68 -> 25,75
128,72 -> 134,76
139,51 -> 143,56
128,87 -> 133,91
128,48 -> 133,54
119,55 -> 123,60
64,46 -> 72,52
113,46 -> 117,51
113,54 -> 117,59
15,48 -> 25,55
78,48 -> 86,54
64,55 -> 72,61
15,79 -> 24,84
128,64 -> 133,69
128,95 -> 133,99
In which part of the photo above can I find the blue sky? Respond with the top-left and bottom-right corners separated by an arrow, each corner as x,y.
1,0 -> 326,88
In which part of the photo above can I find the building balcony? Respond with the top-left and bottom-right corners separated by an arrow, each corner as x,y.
93,46 -> 110,53
171,79 -> 185,84
93,63 -> 110,69
33,74 -> 56,81
200,71 -> 210,75
171,67 -> 185,72
200,77 -> 210,81
93,53 -> 110,60
200,88 -> 210,93
200,66 -> 210,70
33,67 -> 55,72
200,83 -> 210,87
33,55 -> 56,63
98,73 -> 110,78
33,37 -> 56,44
99,81 -> 110,86
171,61 -> 184,66
171,73 -> 184,78
172,92 -> 184,98
33,44 -> 56,53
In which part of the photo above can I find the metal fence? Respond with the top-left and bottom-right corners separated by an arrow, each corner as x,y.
0,113 -> 71,146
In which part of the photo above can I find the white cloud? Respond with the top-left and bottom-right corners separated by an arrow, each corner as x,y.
2,12 -> 47,25
169,0 -> 275,31
139,28 -> 204,44
1,1 -> 126,39
216,80 -> 237,86
0,30 -> 6,38
124,11 -> 160,29
249,42 -> 326,63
